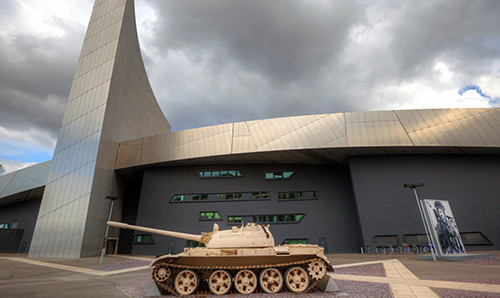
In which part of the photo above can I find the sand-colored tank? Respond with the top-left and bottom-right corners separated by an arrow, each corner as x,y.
107,221 -> 333,296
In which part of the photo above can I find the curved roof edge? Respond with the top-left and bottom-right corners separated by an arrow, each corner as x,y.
0,160 -> 51,207
115,108 -> 500,169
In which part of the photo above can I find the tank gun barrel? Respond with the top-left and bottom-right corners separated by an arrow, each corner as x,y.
107,221 -> 202,243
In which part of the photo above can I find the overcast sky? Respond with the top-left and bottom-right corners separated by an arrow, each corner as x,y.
1,0 -> 499,174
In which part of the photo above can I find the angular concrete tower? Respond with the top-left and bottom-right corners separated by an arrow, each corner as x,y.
29,0 -> 170,258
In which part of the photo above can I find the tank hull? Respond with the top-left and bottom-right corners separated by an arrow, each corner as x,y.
150,244 -> 333,295
156,254 -> 316,266
152,245 -> 331,269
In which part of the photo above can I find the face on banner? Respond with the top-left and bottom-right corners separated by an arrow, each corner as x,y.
422,199 -> 466,255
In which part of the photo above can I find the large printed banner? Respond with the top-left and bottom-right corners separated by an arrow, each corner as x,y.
421,199 -> 466,255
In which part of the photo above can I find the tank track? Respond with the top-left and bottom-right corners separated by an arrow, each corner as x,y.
153,258 -> 326,296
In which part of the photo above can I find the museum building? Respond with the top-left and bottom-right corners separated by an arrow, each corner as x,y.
0,0 -> 499,257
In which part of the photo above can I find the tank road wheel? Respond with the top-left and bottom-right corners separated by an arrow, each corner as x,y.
234,269 -> 258,294
209,270 -> 232,295
152,263 -> 171,282
307,259 -> 328,280
285,266 -> 309,293
174,269 -> 199,296
259,268 -> 283,294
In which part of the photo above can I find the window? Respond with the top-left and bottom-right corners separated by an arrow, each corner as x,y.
133,233 -> 154,244
460,232 -> 492,246
0,223 -> 8,229
374,235 -> 399,247
403,234 -> 428,246
252,192 -> 269,199
232,213 -> 305,225
228,216 -> 243,224
217,193 -> 242,200
265,171 -> 295,180
198,170 -> 242,179
171,195 -> 184,202
200,211 -> 222,220
282,239 -> 308,245
170,191 -> 269,202
278,191 -> 317,200
193,194 -> 208,201
186,240 -> 205,248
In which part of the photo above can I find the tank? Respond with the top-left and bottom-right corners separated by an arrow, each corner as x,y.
107,221 -> 333,296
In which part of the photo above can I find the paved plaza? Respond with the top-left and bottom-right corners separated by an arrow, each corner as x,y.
0,252 -> 499,297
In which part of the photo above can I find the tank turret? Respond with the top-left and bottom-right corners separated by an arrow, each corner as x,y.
107,221 -> 332,296
106,221 -> 275,248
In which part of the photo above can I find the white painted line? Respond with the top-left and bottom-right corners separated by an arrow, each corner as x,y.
1,257 -> 150,276
328,273 -> 500,294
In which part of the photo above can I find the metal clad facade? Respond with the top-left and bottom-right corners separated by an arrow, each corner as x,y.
115,108 -> 500,169
29,0 -> 170,258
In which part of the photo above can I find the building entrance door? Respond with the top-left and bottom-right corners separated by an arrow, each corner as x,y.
105,238 -> 117,254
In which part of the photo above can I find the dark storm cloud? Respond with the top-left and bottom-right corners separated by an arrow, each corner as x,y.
390,1 -> 500,82
145,0 -> 500,132
0,19 -> 85,141
2,0 -> 499,169
154,0 -> 362,84
146,0 -> 364,130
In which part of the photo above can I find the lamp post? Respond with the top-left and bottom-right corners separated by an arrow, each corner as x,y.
100,196 -> 117,265
403,183 -> 437,261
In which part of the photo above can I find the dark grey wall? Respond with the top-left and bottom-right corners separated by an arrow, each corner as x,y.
117,173 -> 143,254
349,155 -> 500,251
0,198 -> 41,253
131,164 -> 362,255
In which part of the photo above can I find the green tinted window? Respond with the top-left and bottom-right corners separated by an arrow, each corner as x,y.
171,191 -> 268,203
186,240 -> 205,248
193,194 -> 208,201
200,211 -> 221,220
282,239 -> 308,245
171,195 -> 184,202
228,216 -> 243,224
265,171 -> 295,180
133,234 -> 154,244
230,214 -> 304,224
278,191 -> 316,200
199,170 -> 242,178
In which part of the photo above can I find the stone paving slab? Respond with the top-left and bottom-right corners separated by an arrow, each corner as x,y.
329,273 -> 500,294
1,256 -> 150,276
2,253 -> 500,297
383,259 -> 439,297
